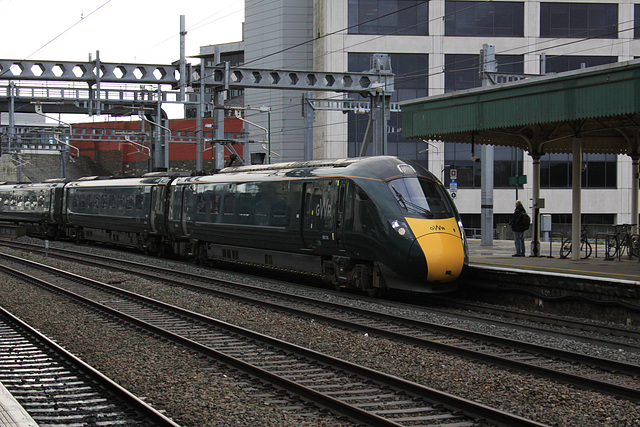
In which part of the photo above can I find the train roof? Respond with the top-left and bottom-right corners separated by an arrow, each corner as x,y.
65,176 -> 174,188
180,156 -> 436,185
0,182 -> 67,190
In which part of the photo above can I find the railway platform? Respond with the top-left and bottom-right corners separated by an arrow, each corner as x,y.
464,239 -> 640,325
0,382 -> 38,427
468,239 -> 640,284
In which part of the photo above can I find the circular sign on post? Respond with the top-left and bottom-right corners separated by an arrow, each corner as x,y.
450,192 -> 457,199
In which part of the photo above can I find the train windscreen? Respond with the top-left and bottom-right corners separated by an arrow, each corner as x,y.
388,177 -> 456,219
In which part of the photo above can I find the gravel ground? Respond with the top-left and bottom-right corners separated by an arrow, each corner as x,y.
1,238 -> 640,426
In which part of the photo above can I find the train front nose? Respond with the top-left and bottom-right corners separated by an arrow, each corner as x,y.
406,218 -> 466,282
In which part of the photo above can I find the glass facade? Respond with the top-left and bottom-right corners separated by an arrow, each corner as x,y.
445,1 -> 524,36
347,53 -> 429,169
636,4 -> 640,39
540,153 -> 617,188
443,143 -> 524,189
348,0 -> 429,35
341,0 -> 625,222
540,3 -> 618,38
444,54 -> 524,92
544,55 -> 617,73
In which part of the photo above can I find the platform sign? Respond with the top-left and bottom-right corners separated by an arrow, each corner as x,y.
449,182 -> 458,193
450,169 -> 457,180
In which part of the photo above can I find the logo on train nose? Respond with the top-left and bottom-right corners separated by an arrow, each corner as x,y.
430,225 -> 446,231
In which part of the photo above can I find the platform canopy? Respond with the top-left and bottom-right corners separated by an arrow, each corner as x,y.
401,59 -> 640,157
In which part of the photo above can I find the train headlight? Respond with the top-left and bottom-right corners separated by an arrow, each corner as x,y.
390,219 -> 415,239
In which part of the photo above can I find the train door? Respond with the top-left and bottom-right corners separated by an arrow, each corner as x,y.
149,186 -> 160,233
168,183 -> 189,238
302,179 -> 341,251
181,185 -> 194,237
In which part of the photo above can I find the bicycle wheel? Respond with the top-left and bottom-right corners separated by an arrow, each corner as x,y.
560,239 -> 572,258
631,235 -> 640,258
606,237 -> 618,258
580,240 -> 592,259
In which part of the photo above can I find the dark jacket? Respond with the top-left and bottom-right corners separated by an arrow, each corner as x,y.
510,205 -> 528,232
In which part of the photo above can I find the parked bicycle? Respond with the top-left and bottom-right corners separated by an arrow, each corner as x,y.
560,226 -> 592,259
606,224 -> 639,259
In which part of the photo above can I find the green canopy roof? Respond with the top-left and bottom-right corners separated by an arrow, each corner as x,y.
401,59 -> 640,156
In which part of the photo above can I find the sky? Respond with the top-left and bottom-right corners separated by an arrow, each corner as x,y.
0,0 -> 245,120
0,0 -> 244,63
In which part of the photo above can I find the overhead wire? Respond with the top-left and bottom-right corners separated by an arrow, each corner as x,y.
25,0 -> 113,60
0,0 -> 113,80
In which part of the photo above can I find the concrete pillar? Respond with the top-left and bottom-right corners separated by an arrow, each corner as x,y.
571,138 -> 583,261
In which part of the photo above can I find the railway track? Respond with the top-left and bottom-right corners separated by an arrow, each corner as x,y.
425,297 -> 640,351
0,305 -> 179,426
2,241 -> 639,404
0,252 -> 544,426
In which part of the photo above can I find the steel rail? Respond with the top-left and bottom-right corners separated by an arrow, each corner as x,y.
0,254 -> 545,427
2,241 -> 639,403
0,305 -> 180,426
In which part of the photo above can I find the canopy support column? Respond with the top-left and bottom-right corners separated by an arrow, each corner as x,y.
531,153 -> 541,257
571,138 -> 583,261
632,154 -> 639,229
481,144 -> 494,246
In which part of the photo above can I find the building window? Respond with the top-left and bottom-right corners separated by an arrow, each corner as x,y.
445,1 -> 524,37
540,153 -> 616,188
444,54 -> 524,93
544,55 -> 617,73
636,5 -> 640,39
444,142 -> 481,188
540,3 -> 618,39
443,143 -> 524,189
348,53 -> 429,169
348,0 -> 428,35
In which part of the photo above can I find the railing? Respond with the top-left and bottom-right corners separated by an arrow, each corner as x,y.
604,224 -> 639,262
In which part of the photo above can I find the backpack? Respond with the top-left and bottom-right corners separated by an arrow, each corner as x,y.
521,212 -> 531,231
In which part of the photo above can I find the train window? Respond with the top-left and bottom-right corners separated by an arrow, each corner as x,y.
38,195 -> 45,208
72,195 -> 78,209
126,195 -> 134,211
237,193 -> 253,223
135,195 -> 143,211
117,195 -> 124,211
271,195 -> 288,226
254,192 -> 269,225
109,195 -> 116,210
79,195 -> 86,209
94,195 -> 100,209
209,194 -> 221,214
223,194 -> 236,216
197,194 -> 206,214
102,195 -> 108,210
388,177 -> 455,219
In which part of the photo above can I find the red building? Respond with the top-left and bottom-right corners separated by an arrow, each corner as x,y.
71,117 -> 244,176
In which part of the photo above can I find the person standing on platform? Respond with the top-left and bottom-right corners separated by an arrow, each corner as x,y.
510,200 -> 529,257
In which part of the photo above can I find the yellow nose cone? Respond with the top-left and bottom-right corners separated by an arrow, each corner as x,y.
406,218 -> 465,282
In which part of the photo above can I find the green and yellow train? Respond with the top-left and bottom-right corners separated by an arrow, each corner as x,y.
0,156 -> 468,295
